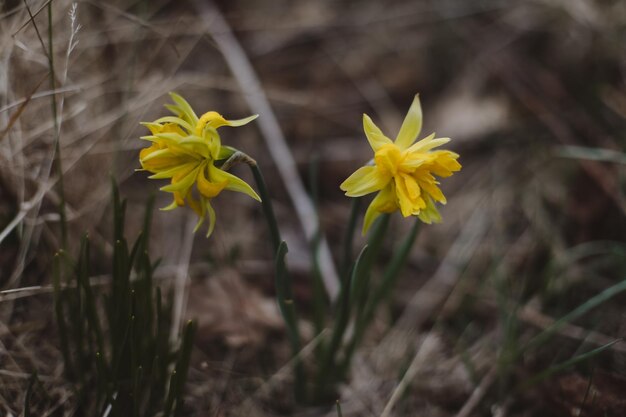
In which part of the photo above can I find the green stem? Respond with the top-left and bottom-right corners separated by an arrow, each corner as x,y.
363,219 -> 420,324
314,246 -> 368,402
353,215 -> 389,321
249,162 -> 305,402
340,218 -> 419,378
249,163 -> 281,253
53,252 -> 73,379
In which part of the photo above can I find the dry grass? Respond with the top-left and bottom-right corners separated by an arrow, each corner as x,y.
1,0 -> 626,415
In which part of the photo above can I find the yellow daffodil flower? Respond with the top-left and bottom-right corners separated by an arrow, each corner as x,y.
340,94 -> 461,235
138,92 -> 260,237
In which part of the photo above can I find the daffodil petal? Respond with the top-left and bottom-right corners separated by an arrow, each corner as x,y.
160,199 -> 179,211
140,149 -> 191,172
187,193 -> 204,218
197,164 -> 228,198
141,122 -> 165,135
426,151 -> 462,177
362,185 -> 397,235
196,112 -> 228,133
209,164 -> 261,201
169,92 -> 198,124
363,201 -> 384,236
148,162 -> 199,180
153,116 -> 194,133
417,197 -> 442,224
165,104 -> 184,118
340,165 -> 388,197
205,127 -> 221,159
407,135 -> 450,153
193,214 -> 205,233
417,176 -> 446,204
225,114 -> 259,127
395,94 -> 422,150
363,114 -> 392,151
160,165 -> 200,193
204,199 -> 217,238
394,175 -> 414,217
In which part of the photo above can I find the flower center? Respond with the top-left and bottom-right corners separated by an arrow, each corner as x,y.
374,144 -> 404,176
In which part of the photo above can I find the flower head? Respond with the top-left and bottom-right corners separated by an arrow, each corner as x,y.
340,95 -> 461,235
138,92 -> 260,237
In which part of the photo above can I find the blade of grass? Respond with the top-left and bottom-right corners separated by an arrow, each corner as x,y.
364,219 -> 420,323
173,320 -> 196,416
46,1 -> 68,247
352,215 -> 389,321
308,154 -> 327,339
315,245 -> 369,402
336,400 -> 343,417
24,372 -> 37,417
0,74 -> 47,142
275,241 -> 305,402
519,340 -> 621,390
53,252 -> 73,379
77,235 -> 105,370
523,278 -> 626,353
340,218 -> 419,378
556,145 -> 626,165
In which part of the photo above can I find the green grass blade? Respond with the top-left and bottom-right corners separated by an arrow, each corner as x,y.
174,320 -> 196,415
524,279 -> 626,353
308,155 -> 327,338
275,241 -> 306,402
556,145 -> 626,165
53,252 -> 73,379
77,235 -> 105,370
520,340 -> 620,389
45,1 -> 67,248
336,400 -> 343,417
315,245 -> 369,402
24,372 -> 37,417
339,218 -> 419,378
